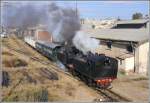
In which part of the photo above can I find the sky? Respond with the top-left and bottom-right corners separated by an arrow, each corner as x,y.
1,1 -> 149,20
56,1 -> 149,20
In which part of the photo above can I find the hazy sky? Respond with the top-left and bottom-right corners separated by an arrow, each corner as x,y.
56,1 -> 149,20
2,1 -> 149,20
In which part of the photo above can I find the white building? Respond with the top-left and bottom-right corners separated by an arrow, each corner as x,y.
82,19 -> 149,75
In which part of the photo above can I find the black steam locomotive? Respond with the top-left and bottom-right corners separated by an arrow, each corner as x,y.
35,41 -> 118,89
56,46 -> 118,88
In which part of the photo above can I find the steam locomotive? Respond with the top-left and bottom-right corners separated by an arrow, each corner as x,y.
56,46 -> 118,88
24,37 -> 118,89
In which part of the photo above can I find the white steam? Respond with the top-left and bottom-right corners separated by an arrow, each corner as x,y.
73,31 -> 100,54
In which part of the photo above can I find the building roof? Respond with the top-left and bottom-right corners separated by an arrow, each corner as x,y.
116,19 -> 149,25
83,28 -> 149,43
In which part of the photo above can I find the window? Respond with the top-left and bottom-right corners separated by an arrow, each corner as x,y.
106,41 -> 112,50
120,59 -> 122,65
126,44 -> 133,53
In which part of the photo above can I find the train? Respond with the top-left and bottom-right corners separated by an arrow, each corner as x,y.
24,37 -> 118,89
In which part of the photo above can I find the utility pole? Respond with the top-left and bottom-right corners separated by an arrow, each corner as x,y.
75,0 -> 77,17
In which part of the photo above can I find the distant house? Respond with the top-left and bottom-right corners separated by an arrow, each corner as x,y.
24,27 -> 53,43
112,19 -> 149,29
0,26 -> 8,38
35,28 -> 53,43
83,20 -> 149,75
81,18 -> 117,29
0,25 -> 3,33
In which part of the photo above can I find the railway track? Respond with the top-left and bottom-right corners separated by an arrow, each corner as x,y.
2,37 -> 131,102
2,37 -> 72,76
94,88 -> 131,102
72,74 -> 131,102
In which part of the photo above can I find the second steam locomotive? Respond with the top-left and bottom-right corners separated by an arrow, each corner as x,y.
24,37 -> 118,89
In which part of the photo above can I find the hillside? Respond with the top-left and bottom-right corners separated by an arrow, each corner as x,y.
1,35 -> 102,102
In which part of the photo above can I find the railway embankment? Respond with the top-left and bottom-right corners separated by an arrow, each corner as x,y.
1,36 -> 103,102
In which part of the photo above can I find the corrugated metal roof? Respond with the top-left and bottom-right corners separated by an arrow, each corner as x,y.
83,28 -> 149,43
116,19 -> 149,25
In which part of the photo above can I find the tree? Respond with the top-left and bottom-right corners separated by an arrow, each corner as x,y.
117,16 -> 121,21
132,12 -> 143,20
144,14 -> 149,19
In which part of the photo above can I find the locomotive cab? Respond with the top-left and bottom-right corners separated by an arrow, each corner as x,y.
91,56 -> 118,88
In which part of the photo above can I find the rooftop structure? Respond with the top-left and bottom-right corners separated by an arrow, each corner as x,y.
116,19 -> 149,25
113,19 -> 149,29
81,18 -> 117,29
83,28 -> 149,43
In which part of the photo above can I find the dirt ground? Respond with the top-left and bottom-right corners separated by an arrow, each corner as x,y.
1,35 -> 102,102
111,73 -> 149,102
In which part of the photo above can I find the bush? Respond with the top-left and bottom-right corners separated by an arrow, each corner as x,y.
120,70 -> 126,75
3,58 -> 27,67
3,85 -> 48,102
2,71 -> 10,87
132,77 -> 148,81
117,69 -> 126,77
2,51 -> 14,56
